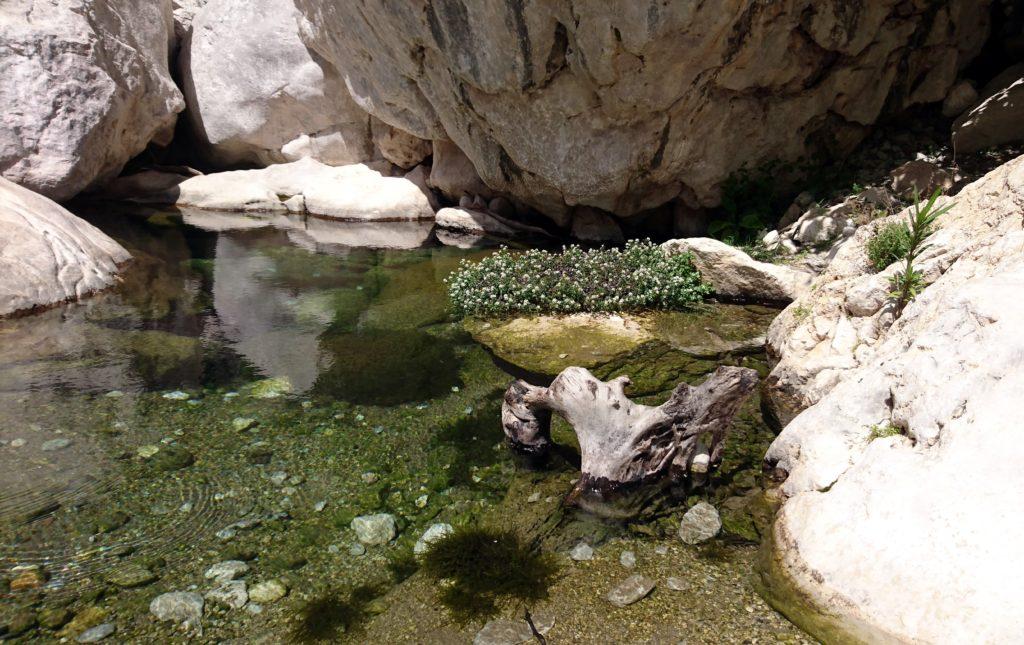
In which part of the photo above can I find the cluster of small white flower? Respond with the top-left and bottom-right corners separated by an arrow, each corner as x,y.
445,240 -> 711,317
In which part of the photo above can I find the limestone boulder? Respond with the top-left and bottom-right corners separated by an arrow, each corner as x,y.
761,155 -> 1024,642
953,71 -> 1024,154
0,178 -> 131,317
662,238 -> 812,304
182,0 -> 375,167
765,154 -> 1024,425
111,158 -> 434,221
435,207 -> 515,238
889,160 -> 954,198
0,0 -> 184,201
295,0 -> 989,220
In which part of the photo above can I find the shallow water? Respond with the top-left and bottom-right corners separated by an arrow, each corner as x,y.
0,208 -> 810,643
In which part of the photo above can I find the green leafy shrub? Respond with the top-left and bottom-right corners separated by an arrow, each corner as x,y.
708,168 -> 778,244
445,240 -> 711,318
866,222 -> 911,271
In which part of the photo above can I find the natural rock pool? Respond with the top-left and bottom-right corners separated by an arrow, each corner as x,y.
0,207 -> 811,643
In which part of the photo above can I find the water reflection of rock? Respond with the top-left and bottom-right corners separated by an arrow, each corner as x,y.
180,207 -> 435,250
206,232 -> 330,393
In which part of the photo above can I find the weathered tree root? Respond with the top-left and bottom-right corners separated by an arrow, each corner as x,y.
502,366 -> 759,518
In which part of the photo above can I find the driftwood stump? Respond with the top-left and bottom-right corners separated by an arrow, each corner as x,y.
502,366 -> 759,518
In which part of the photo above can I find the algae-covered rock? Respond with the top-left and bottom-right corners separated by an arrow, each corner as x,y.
465,314 -> 652,377
467,306 -> 774,395
149,445 -> 195,472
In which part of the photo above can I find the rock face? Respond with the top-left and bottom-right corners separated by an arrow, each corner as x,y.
663,238 -> 812,304
295,0 -> 989,219
0,0 -> 184,201
182,0 -> 376,167
111,159 -> 435,220
760,155 -> 1024,642
0,178 -> 131,318
953,71 -> 1024,154
765,155 -> 1024,424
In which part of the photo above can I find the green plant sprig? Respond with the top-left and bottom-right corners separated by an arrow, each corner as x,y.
889,189 -> 954,317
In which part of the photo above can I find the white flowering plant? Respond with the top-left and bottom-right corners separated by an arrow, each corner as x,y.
445,240 -> 711,318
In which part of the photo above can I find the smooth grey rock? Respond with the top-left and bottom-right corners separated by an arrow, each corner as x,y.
953,73 -> 1024,153
663,237 -> 812,303
666,577 -> 690,592
113,158 -> 433,221
203,560 -> 249,583
41,438 -> 72,451
248,579 -> 288,604
0,179 -> 131,317
149,591 -> 204,628
436,206 -> 516,238
473,612 -> 554,645
619,550 -> 637,568
678,502 -> 722,545
414,523 -> 454,556
569,542 -> 594,562
889,160 -> 953,199
206,580 -> 248,609
76,623 -> 116,643
606,575 -> 656,607
351,513 -> 397,545
182,0 -> 375,167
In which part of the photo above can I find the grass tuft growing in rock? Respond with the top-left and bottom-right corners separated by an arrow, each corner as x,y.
866,222 -> 911,271
445,240 -> 711,317
419,525 -> 557,622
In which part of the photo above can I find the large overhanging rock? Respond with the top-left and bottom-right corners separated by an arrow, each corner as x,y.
503,366 -> 758,517
759,156 -> 1024,641
0,0 -> 184,201
182,0 -> 378,167
294,0 -> 989,219
0,178 -> 131,317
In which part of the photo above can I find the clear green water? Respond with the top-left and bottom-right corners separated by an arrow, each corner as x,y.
0,208 -> 811,643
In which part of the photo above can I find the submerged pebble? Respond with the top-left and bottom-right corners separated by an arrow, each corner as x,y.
351,513 -> 397,545
149,591 -> 204,627
606,575 -> 656,607
248,579 -> 288,603
41,438 -> 72,451
414,523 -> 454,555
679,502 -> 722,545
569,543 -> 594,561
76,622 -> 116,643
204,560 -> 249,583
206,580 -> 248,609
620,550 -> 637,568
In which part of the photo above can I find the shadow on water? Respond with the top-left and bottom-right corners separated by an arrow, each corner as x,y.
312,329 -> 463,405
